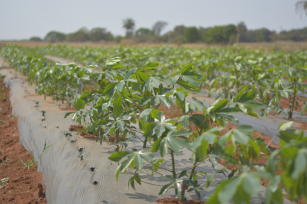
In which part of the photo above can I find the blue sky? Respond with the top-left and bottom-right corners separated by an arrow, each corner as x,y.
0,0 -> 306,40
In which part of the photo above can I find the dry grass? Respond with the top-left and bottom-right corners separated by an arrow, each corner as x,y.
1,40 -> 307,51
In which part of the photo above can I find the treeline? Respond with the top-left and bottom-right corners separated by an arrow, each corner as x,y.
30,20 -> 307,44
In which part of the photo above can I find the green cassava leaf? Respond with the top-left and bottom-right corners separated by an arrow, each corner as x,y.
109,151 -> 130,162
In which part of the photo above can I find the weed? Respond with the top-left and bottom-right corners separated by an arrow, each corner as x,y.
20,159 -> 36,170
0,177 -> 9,189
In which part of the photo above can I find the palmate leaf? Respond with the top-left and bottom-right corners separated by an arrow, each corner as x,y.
292,149 -> 307,179
153,95 -> 171,108
151,130 -> 192,157
152,123 -> 167,138
206,98 -> 228,114
265,188 -> 283,204
113,80 -> 125,94
187,97 -> 205,112
74,97 -> 86,110
233,85 -> 256,103
174,88 -> 188,102
139,119 -> 155,137
279,122 -> 305,144
219,125 -> 253,155
128,172 -> 142,190
189,114 -> 208,131
110,150 -> 153,179
144,76 -> 163,93
140,108 -> 163,121
105,57 -> 121,66
112,92 -> 123,117
264,121 -> 307,202
207,172 -> 261,204
193,136 -> 209,162
176,70 -> 202,91
247,101 -> 265,116
191,128 -> 221,162
108,151 -> 130,162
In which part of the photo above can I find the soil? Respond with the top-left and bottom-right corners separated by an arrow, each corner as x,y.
69,124 -> 84,132
159,105 -> 278,171
156,197 -> 202,204
60,106 -> 76,111
270,112 -> 307,131
158,104 -> 183,119
279,96 -> 306,112
69,125 -> 98,140
216,122 -> 279,170
293,121 -> 307,130
0,78 -> 46,204
159,104 -> 279,148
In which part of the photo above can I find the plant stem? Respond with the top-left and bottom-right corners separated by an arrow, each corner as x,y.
181,160 -> 198,200
170,150 -> 178,196
288,80 -> 297,120
143,136 -> 148,148
189,160 -> 198,181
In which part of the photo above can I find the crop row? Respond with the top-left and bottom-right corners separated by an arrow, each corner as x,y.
1,45 -> 307,203
39,45 -> 307,119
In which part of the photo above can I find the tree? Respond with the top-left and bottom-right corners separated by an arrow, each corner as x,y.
122,18 -> 135,38
134,27 -> 154,42
29,36 -> 42,42
236,22 -> 247,43
44,31 -> 66,42
200,24 -> 237,44
89,27 -> 113,41
162,25 -> 186,43
66,27 -> 89,42
253,28 -> 274,42
184,26 -> 201,43
152,21 -> 168,36
278,27 -> 307,41
243,28 -> 274,42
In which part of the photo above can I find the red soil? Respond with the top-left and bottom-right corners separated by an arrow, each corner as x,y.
270,112 -> 307,131
158,104 -> 183,119
156,197 -> 202,204
160,104 -> 279,147
279,96 -> 306,112
69,125 -> 98,140
60,106 -> 76,111
159,105 -> 279,171
293,121 -> 307,130
69,124 -> 83,132
0,78 -> 46,204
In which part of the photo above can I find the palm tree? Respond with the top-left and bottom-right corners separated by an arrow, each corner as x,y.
122,18 -> 135,38
152,21 -> 168,36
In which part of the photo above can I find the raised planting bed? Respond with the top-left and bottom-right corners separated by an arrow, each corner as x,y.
0,73 -> 46,204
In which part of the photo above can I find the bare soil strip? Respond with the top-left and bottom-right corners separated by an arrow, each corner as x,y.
0,75 -> 46,204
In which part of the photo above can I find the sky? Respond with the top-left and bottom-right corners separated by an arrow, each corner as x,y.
0,0 -> 306,40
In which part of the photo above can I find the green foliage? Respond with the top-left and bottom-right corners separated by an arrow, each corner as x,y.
1,44 -> 307,203
34,20 -> 307,43
123,18 -> 136,38
0,177 -> 9,189
29,36 -> 42,42
20,159 -> 36,170
89,27 -> 113,42
265,122 -> 307,203
44,31 -> 66,42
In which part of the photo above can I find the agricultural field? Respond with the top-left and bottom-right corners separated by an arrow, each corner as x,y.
0,44 -> 306,203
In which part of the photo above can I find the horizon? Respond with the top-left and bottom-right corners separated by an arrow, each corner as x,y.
1,0 -> 307,40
